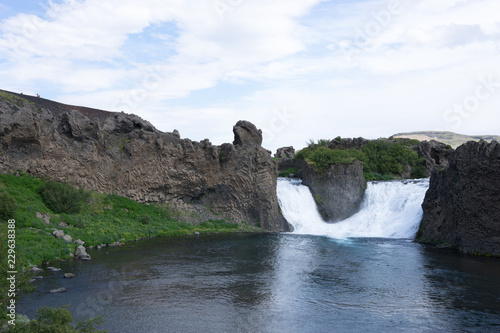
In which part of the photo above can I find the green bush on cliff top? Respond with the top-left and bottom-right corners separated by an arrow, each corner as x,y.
295,138 -> 426,179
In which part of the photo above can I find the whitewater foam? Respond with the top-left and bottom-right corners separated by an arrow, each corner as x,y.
277,177 -> 429,239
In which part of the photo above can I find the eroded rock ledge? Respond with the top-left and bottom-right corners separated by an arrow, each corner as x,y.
418,140 -> 500,255
0,94 -> 289,231
275,149 -> 366,222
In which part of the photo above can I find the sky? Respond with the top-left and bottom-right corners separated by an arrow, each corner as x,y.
0,0 -> 499,152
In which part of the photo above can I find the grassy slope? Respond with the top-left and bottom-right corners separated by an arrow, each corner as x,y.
0,172 -> 261,269
392,131 -> 500,149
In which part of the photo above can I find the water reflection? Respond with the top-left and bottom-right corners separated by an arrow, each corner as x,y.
421,247 -> 500,331
18,234 -> 500,333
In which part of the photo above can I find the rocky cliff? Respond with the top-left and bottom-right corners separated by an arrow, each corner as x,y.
0,91 -> 289,231
418,140 -> 500,256
275,148 -> 366,222
413,140 -> 453,176
301,161 -> 366,222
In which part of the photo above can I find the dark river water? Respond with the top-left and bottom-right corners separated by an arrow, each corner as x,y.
19,234 -> 500,333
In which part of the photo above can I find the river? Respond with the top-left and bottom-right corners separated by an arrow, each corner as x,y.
18,179 -> 500,332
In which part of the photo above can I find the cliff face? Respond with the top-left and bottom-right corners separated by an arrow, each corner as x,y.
418,140 -> 500,255
301,161 -> 366,222
276,146 -> 367,222
414,140 -> 453,176
0,94 -> 289,231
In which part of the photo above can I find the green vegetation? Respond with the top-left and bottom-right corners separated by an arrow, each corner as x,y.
0,173 -> 260,269
199,219 -> 240,230
3,305 -> 106,333
295,138 -> 427,180
361,140 -> 427,179
0,91 -> 35,108
0,172 -> 262,329
278,167 -> 299,177
313,194 -> 323,204
0,192 -> 17,220
41,181 -> 91,214
305,146 -> 365,172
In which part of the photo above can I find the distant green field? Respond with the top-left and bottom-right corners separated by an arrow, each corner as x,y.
392,131 -> 500,149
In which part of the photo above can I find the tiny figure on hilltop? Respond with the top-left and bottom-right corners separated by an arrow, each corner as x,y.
37,94 -> 40,98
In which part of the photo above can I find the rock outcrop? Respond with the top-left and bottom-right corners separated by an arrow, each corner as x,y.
418,140 -> 500,256
301,161 -> 367,222
414,140 -> 453,176
0,91 -> 289,231
327,137 -> 368,150
275,145 -> 367,222
274,146 -> 295,159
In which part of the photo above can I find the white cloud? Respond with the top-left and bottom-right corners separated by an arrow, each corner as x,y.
0,0 -> 498,153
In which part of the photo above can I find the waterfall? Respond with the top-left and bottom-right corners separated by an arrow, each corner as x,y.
277,177 -> 429,239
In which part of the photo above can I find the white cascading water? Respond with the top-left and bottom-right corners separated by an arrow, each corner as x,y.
277,177 -> 430,239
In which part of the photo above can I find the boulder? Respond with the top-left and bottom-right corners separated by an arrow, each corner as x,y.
46,267 -> 61,272
52,230 -> 65,238
74,245 -> 91,260
42,214 -> 51,224
62,234 -> 72,242
35,212 -> 50,224
50,287 -> 67,293
64,273 -> 76,278
418,140 -> 500,256
74,239 -> 85,246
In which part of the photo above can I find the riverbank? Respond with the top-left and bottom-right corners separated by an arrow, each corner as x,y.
0,172 -> 264,330
0,172 -> 263,269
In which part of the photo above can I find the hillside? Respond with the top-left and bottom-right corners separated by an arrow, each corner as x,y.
0,89 -> 289,232
0,89 -> 113,122
391,131 -> 500,149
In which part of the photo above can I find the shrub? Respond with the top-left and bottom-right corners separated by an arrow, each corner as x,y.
295,138 -> 427,179
0,192 -> 17,221
5,305 -> 107,333
157,205 -> 171,219
278,167 -> 299,177
140,215 -> 151,225
296,145 -> 366,172
41,181 -> 90,214
361,140 -> 426,177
